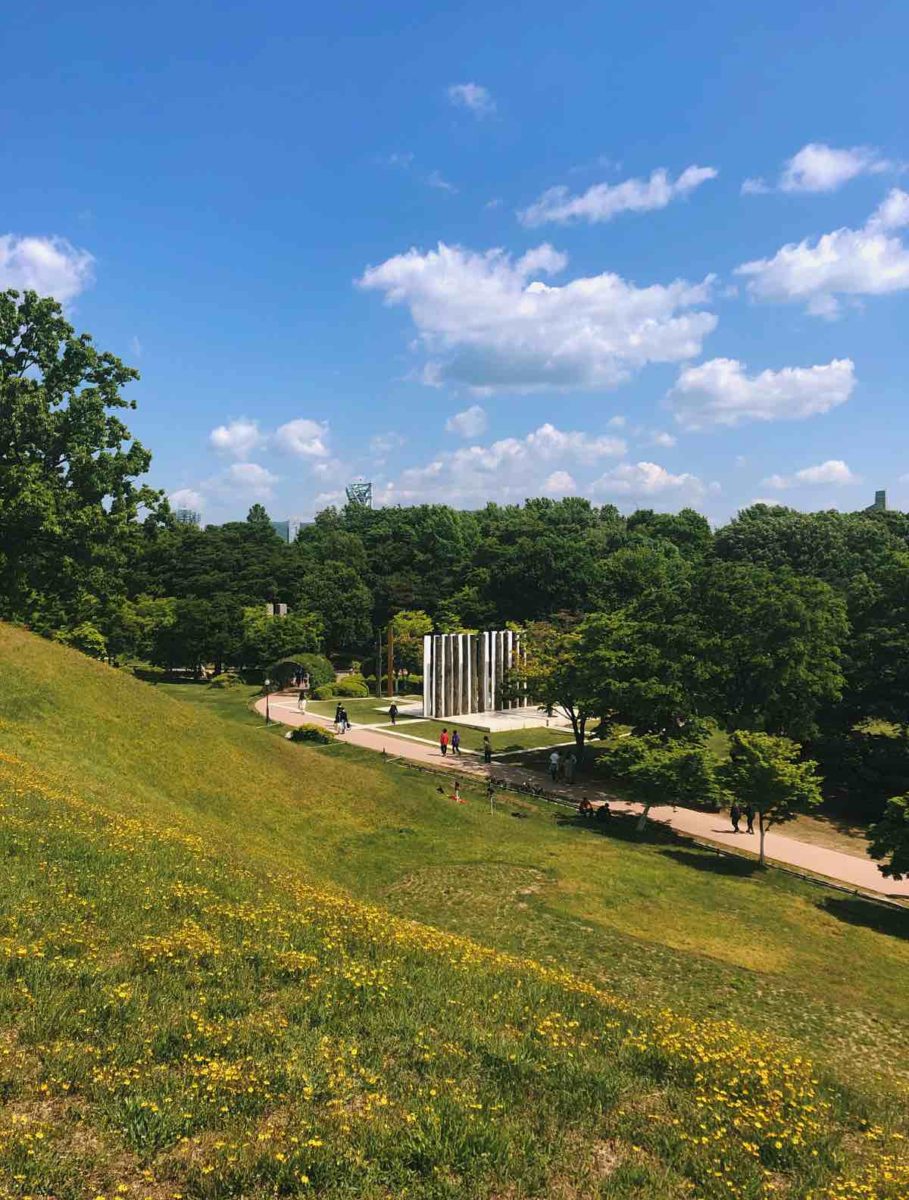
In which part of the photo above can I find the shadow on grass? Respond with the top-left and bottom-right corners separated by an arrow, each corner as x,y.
820,895 -> 909,941
660,848 -> 761,878
554,811 -> 680,848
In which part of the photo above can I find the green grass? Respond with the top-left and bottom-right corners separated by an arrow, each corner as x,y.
1,624 -> 908,1198
379,718 -> 576,754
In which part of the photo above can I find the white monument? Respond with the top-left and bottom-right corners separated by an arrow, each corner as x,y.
422,630 -> 528,720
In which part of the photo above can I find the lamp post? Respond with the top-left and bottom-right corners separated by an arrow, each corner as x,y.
264,677 -> 271,725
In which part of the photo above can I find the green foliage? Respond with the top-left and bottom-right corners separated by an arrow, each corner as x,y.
288,723 -> 336,744
208,671 -> 240,689
0,289 -> 161,633
868,795 -> 909,880
53,621 -> 108,660
388,609 -> 433,672
314,675 -> 370,700
240,605 -> 323,669
810,727 -> 909,823
718,731 -> 824,864
298,560 -> 373,654
598,733 -> 722,828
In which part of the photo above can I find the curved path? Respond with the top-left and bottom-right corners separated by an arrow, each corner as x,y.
257,694 -> 909,902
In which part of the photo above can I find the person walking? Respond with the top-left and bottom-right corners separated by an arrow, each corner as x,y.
297,689 -> 307,713
730,802 -> 741,833
548,749 -> 560,782
334,702 -> 343,731
389,702 -> 398,726
744,803 -> 755,835
440,728 -> 449,757
564,751 -> 577,784
451,728 -> 462,756
482,735 -> 492,764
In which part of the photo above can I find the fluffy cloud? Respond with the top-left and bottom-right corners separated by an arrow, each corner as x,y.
209,418 -> 262,458
168,488 -> 204,512
743,142 -> 893,195
359,242 -> 717,392
519,165 -> 717,227
764,459 -> 859,489
736,189 -> 909,315
447,82 -> 495,116
590,461 -> 705,499
543,470 -> 577,495
274,418 -> 330,458
0,234 -> 94,302
374,422 -> 626,508
445,404 -> 488,438
669,357 -> 856,429
223,462 -> 278,498
369,431 -> 406,455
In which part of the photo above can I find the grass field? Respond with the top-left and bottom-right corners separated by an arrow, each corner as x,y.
1,624 -> 908,1198
379,719 -> 576,754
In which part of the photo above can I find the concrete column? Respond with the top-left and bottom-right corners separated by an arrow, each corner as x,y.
423,635 -> 432,717
434,635 -> 444,718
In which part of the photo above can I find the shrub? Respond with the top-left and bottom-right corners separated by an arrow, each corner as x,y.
335,674 -> 369,698
288,724 -> 335,744
209,672 -> 240,689
313,683 -> 336,700
267,653 -> 334,691
54,622 -> 107,660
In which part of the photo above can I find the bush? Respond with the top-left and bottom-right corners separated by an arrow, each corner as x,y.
312,683 -> 335,700
288,724 -> 335,744
335,674 -> 368,698
267,653 -> 334,691
209,672 -> 240,689
54,622 -> 107,660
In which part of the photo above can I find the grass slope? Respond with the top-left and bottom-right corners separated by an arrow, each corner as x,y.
0,625 -> 907,1199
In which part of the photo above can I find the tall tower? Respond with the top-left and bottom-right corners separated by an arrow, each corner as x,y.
345,480 -> 373,508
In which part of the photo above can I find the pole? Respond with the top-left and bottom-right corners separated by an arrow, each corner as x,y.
375,629 -> 382,698
386,626 -> 395,698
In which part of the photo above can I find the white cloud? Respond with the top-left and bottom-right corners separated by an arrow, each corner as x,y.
607,415 -> 627,428
591,461 -> 705,499
0,234 -> 94,302
519,165 -> 717,227
359,242 -> 717,392
743,142 -> 893,195
369,431 -> 406,455
543,470 -> 577,495
426,169 -> 457,193
764,459 -> 860,489
169,488 -> 204,511
129,336 -> 143,359
447,82 -> 495,116
224,461 -> 278,498
445,404 -> 488,438
274,418 -> 330,458
648,430 -> 677,448
736,189 -> 909,315
373,422 -> 626,508
209,418 -> 262,458
669,357 -> 856,429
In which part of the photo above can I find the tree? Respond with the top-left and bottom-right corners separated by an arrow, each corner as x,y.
54,621 -> 108,660
388,609 -> 433,674
0,289 -> 160,633
867,795 -> 909,880
717,731 -> 823,866
298,561 -> 373,656
599,733 -> 721,831
240,606 -> 323,670
695,562 -> 847,741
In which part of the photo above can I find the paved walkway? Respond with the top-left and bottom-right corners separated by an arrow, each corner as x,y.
258,694 -> 909,901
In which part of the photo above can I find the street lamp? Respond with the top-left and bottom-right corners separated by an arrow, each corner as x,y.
264,677 -> 271,725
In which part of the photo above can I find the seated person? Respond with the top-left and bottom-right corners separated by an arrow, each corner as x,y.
577,797 -> 594,818
595,800 -> 610,821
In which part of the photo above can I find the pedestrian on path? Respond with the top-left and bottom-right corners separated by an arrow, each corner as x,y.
451,728 -> 462,756
334,702 -> 343,731
549,749 -> 560,782
744,803 -> 755,835
297,689 -> 307,713
564,752 -> 577,784
440,728 -> 449,756
337,706 -> 350,734
730,802 -> 741,833
483,735 -> 492,764
389,702 -> 398,726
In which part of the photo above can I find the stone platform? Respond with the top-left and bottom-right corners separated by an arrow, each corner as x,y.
397,701 -> 573,734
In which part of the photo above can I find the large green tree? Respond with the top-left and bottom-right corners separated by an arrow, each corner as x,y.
867,795 -> 909,880
0,289 -> 160,632
718,731 -> 823,866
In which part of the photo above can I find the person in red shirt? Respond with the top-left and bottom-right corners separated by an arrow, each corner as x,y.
440,728 -> 449,756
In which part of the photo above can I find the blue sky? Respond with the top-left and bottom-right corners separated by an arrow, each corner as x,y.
3,0 -> 908,523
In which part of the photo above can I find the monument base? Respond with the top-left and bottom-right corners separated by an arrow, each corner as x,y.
399,701 -> 573,734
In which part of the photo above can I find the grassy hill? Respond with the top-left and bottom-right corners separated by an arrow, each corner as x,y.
0,624 -> 907,1199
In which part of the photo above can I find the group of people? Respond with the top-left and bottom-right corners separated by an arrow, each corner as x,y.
334,703 -> 351,734
730,802 -> 756,834
548,748 -> 578,784
577,796 -> 609,821
438,727 -> 494,764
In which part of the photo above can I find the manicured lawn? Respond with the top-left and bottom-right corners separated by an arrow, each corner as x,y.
380,718 -> 576,754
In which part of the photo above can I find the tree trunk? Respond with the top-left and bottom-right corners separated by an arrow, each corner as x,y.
758,812 -> 767,866
636,802 -> 652,833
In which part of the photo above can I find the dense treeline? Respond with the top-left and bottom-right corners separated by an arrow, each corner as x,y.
3,288 -> 909,854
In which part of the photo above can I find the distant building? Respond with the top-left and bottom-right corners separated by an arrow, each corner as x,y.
865,490 -> 887,513
174,507 -> 201,528
345,480 -> 373,508
270,518 -> 305,543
